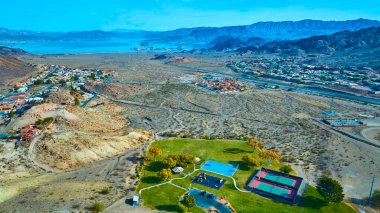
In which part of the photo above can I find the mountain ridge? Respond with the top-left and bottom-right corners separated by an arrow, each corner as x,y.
1,18 -> 379,42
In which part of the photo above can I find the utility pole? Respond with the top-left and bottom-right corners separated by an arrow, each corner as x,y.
368,176 -> 375,205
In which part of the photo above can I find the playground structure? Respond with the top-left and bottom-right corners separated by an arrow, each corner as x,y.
247,168 -> 303,203
193,172 -> 226,189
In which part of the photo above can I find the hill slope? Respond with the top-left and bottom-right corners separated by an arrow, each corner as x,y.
0,47 -> 33,84
238,26 -> 380,55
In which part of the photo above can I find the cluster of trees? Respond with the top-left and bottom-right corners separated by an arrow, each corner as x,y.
158,168 -> 172,180
247,137 -> 265,150
243,137 -> 282,168
164,154 -> 195,167
242,154 -> 260,167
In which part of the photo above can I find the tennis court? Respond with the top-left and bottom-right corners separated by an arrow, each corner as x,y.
201,160 -> 238,177
247,168 -> 303,203
252,180 -> 291,198
262,172 -> 295,187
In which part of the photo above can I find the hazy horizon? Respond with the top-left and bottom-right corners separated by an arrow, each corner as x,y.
2,0 -> 380,32
2,18 -> 380,33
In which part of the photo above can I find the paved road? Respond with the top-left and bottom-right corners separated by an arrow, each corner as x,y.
170,64 -> 380,106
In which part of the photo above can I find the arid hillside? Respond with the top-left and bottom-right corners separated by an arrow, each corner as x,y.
0,55 -> 34,83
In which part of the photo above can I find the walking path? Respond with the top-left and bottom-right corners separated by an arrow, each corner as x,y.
138,168 -> 249,196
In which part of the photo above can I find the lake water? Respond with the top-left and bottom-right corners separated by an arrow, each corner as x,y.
0,39 -> 203,54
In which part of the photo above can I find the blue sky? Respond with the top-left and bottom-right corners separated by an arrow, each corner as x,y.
2,0 -> 380,31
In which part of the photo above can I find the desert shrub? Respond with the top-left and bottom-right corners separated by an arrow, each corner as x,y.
91,201 -> 106,212
100,188 -> 110,195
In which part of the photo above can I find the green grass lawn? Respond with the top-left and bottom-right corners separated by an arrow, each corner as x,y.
140,184 -> 205,212
138,138 -> 355,213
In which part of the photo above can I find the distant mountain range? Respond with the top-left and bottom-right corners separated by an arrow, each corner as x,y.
232,26 -> 380,56
1,18 -> 380,45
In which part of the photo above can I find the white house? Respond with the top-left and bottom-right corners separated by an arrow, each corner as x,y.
172,167 -> 184,174
17,87 -> 28,93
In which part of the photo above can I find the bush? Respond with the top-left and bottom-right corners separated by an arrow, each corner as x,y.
372,189 -> 380,208
100,188 -> 110,195
74,98 -> 81,106
279,165 -> 294,174
91,201 -> 106,212
242,154 -> 259,167
36,117 -> 54,126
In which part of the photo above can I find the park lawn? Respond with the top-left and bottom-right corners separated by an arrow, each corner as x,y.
172,170 -> 355,213
137,138 -> 283,191
140,184 -> 205,212
138,138 -> 355,213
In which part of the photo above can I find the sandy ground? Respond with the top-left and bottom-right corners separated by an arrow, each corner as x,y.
11,52 -> 379,210
0,144 -> 149,212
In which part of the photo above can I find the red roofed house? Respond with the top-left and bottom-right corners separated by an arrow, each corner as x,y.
19,125 -> 41,141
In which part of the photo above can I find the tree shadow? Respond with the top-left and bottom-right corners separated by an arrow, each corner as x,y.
300,196 -> 328,209
145,161 -> 165,172
228,160 -> 250,171
223,148 -> 251,154
155,204 -> 182,212
141,176 -> 161,184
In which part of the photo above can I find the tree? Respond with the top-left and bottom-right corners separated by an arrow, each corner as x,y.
247,137 -> 265,151
74,98 -> 81,106
34,79 -> 44,85
317,176 -> 344,202
73,75 -> 80,81
59,79 -> 66,87
149,147 -> 162,161
183,194 -> 195,210
163,157 -> 177,168
242,154 -> 259,167
158,168 -> 172,180
90,73 -> 96,80
279,165 -> 294,174
259,150 -> 281,161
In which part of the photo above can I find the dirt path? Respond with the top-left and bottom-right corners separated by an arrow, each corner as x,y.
27,134 -> 59,172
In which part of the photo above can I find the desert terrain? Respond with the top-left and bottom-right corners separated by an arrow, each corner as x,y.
1,52 -> 379,212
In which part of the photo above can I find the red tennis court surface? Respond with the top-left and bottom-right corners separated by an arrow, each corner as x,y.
247,168 -> 303,203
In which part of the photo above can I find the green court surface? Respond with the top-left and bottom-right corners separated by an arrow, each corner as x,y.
264,173 -> 295,187
257,182 -> 291,198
